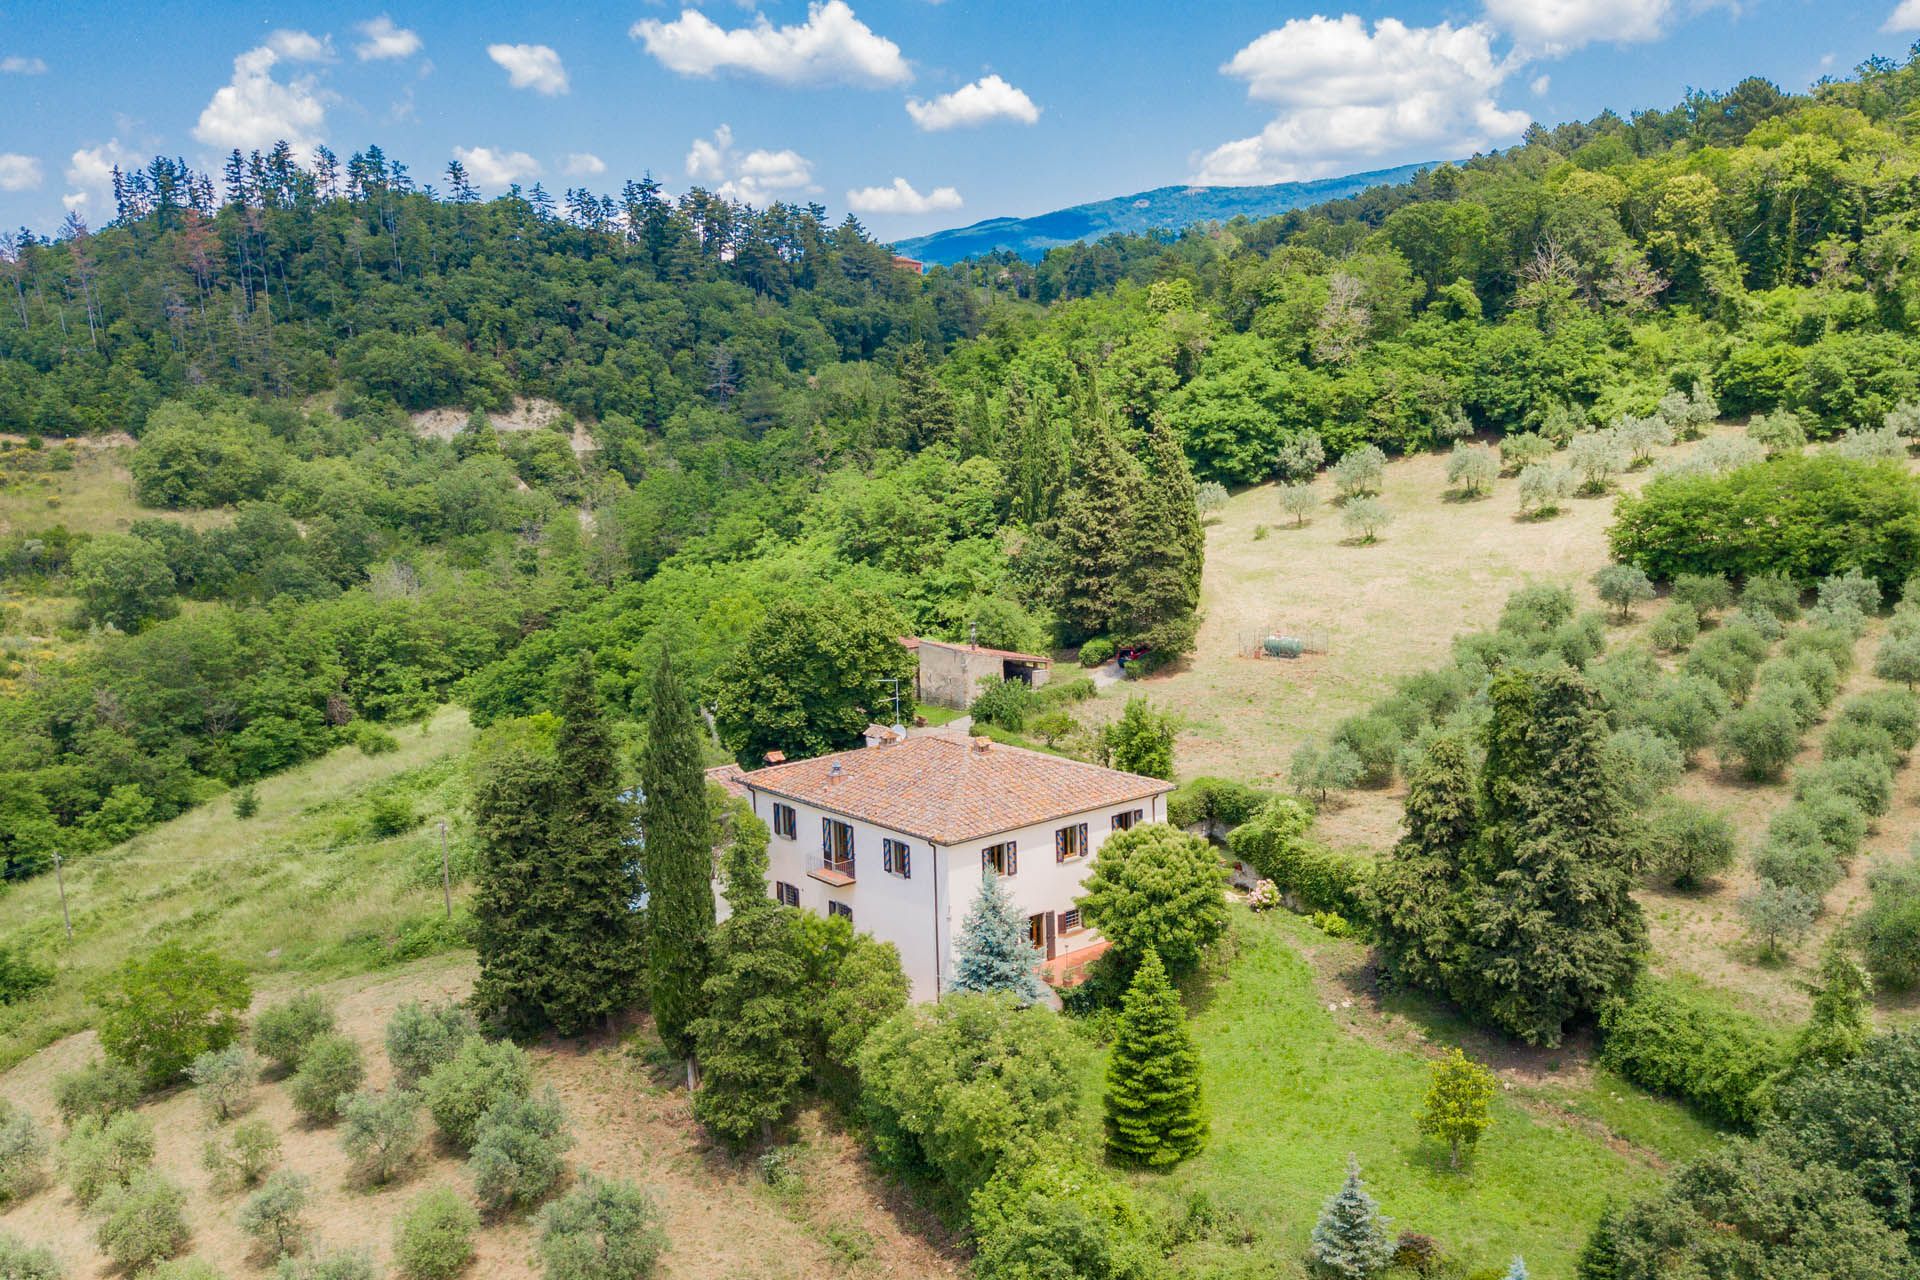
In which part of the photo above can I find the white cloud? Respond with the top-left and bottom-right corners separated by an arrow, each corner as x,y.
356,16 -> 422,61
452,145 -> 542,189
1,56 -> 48,74
1531,74 -> 1551,95
65,138 -> 139,207
1483,0 -> 1673,53
1887,0 -> 1920,31
193,36 -> 332,154
0,154 -> 43,192
563,152 -> 607,177
488,43 -> 569,94
685,125 -> 817,205
62,192 -> 89,213
631,1 -> 910,88
906,74 -> 1039,131
846,176 -> 962,216
1193,15 -> 1530,185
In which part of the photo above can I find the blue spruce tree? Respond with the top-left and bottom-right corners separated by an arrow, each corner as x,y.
1505,1257 -> 1528,1280
1309,1155 -> 1395,1279
949,871 -> 1046,1004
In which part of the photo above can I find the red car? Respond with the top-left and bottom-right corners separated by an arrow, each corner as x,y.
1116,644 -> 1151,667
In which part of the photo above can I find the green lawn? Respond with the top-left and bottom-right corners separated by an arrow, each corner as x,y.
1111,910 -> 1717,1278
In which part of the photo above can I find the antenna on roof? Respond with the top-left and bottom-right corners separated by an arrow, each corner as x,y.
883,676 -> 903,728
969,621 -> 979,650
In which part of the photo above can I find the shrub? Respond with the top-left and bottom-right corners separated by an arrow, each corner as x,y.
275,1247 -> 376,1280
239,1171 -> 310,1260
188,1046 -> 257,1122
1078,638 -> 1115,668
1718,694 -> 1802,780
1598,979 -> 1787,1127
969,676 -> 1033,732
536,1177 -> 665,1280
1860,858 -> 1920,989
1740,573 -> 1803,621
339,1090 -> 422,1186
253,994 -> 336,1074
1644,799 -> 1737,888
94,1172 -> 191,1272
0,945 -> 51,1007
1819,569 -> 1883,617
470,1088 -> 572,1216
969,1155 -> 1157,1280
0,1102 -> 48,1205
385,1001 -> 478,1087
1797,756 -> 1895,818
1788,788 -> 1871,860
1165,777 -> 1274,834
1645,603 -> 1699,652
1609,454 -> 1920,591
53,1058 -> 143,1125
203,1117 -> 281,1191
288,1034 -> 365,1125
0,1233 -> 60,1280
395,1187 -> 480,1280
59,1111 -> 155,1207
91,942 -> 251,1086
147,1262 -> 224,1280
1669,572 -> 1734,614
422,1038 -> 533,1150
234,786 -> 261,819
369,793 -> 418,838
1825,719 -> 1899,767
1331,715 -> 1401,788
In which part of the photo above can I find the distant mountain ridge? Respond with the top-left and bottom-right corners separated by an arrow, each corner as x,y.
894,162 -> 1440,266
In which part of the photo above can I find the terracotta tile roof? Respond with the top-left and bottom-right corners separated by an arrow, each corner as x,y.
705,763 -> 751,800
737,735 -> 1172,845
908,636 -> 1052,664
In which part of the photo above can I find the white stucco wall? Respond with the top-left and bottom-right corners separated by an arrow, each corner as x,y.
741,781 -> 1165,1001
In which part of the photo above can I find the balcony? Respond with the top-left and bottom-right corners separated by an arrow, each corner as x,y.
808,854 -> 856,887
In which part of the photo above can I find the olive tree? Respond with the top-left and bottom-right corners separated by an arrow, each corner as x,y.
1445,442 -> 1498,497
1331,445 -> 1385,498
1341,496 -> 1390,544
1593,563 -> 1656,621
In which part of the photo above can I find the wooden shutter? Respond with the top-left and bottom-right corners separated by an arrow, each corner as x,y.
821,817 -> 830,856
1055,828 -> 1066,862
1006,841 -> 1017,876
1044,911 -> 1057,959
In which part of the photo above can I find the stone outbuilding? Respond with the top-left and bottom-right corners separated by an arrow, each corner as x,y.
902,636 -> 1052,711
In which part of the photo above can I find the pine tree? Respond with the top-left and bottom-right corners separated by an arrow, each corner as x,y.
1053,418 -> 1143,640
1309,1155 -> 1396,1279
948,872 -> 1046,1004
1505,1257 -> 1529,1280
1792,939 -> 1874,1070
1104,949 -> 1207,1167
1114,420 -> 1203,660
641,649 -> 716,1056
470,653 -> 643,1037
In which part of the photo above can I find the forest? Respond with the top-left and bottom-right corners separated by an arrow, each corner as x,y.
11,44 -> 1920,1280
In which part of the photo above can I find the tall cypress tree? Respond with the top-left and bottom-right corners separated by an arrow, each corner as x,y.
1054,418 -> 1142,641
640,649 -> 715,1056
1104,948 -> 1207,1167
949,872 -> 1046,1004
894,343 -> 959,450
1115,420 -> 1204,658
471,653 -> 643,1037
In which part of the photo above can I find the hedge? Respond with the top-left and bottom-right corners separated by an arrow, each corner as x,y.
1227,802 -> 1374,927
1597,978 -> 1788,1128
1167,777 -> 1276,833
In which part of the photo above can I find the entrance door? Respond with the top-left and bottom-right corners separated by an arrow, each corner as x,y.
1027,913 -> 1057,959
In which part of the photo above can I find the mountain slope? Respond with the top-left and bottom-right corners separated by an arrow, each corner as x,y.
894,162 -> 1439,265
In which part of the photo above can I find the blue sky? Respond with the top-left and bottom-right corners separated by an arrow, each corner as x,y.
2,0 -> 1919,241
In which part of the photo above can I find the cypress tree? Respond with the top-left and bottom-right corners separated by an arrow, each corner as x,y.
471,653 -> 643,1037
894,343 -> 959,450
1103,949 -> 1207,1167
949,872 -> 1046,1004
692,808 -> 807,1147
640,649 -> 715,1056
1054,418 -> 1142,641
1115,420 -> 1203,659
1309,1155 -> 1396,1280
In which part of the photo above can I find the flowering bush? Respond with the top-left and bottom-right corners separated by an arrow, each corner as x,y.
1247,880 -> 1281,912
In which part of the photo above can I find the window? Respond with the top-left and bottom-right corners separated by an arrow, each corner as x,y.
1055,823 -> 1089,861
827,901 -> 853,923
1060,908 -> 1082,932
821,817 -> 855,875
982,840 -> 1018,876
774,881 -> 800,907
771,803 -> 797,839
883,837 -> 912,879
1111,809 -> 1144,832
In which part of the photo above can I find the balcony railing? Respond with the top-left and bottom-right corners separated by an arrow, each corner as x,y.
809,853 -> 855,886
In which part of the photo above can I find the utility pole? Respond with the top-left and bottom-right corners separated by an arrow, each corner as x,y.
438,821 -> 452,920
53,852 -> 72,943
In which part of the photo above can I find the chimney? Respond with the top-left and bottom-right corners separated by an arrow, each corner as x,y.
763,749 -> 785,765
970,736 -> 990,754
828,761 -> 845,782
